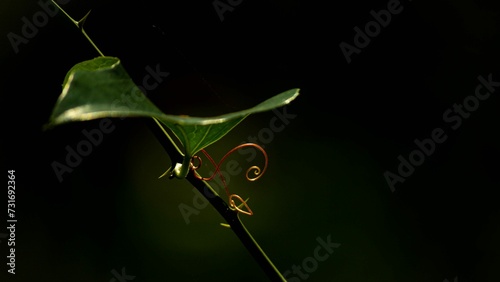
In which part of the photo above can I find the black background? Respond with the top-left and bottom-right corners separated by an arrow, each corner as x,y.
1,0 -> 499,281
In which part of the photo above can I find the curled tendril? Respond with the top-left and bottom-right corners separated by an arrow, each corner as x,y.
190,143 -> 268,215
246,166 -> 262,181
190,155 -> 203,170
229,194 -> 253,216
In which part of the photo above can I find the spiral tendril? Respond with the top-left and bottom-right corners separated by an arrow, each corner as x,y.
190,143 -> 268,215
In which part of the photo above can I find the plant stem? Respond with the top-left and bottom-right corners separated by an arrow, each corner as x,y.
51,2 -> 286,279
51,1 -> 104,56
148,119 -> 286,281
187,174 -> 286,282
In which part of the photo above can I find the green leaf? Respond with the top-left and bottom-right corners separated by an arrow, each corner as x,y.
46,56 -> 300,177
48,56 -> 166,125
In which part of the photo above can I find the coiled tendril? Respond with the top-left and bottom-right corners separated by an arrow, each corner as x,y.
190,143 -> 268,216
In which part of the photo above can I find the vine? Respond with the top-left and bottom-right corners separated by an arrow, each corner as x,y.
46,1 -> 299,281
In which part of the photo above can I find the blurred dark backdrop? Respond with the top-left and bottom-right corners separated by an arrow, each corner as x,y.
1,0 -> 499,281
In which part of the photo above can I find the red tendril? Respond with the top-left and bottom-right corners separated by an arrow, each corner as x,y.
190,143 -> 268,216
